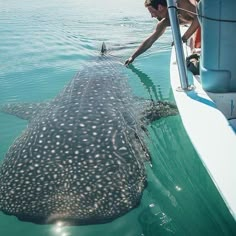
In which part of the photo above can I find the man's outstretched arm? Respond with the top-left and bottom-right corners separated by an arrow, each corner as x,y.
125,18 -> 169,66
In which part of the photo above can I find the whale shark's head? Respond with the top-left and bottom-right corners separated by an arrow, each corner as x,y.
1,142 -> 146,224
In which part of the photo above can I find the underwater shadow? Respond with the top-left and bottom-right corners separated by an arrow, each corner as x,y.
128,64 -> 163,101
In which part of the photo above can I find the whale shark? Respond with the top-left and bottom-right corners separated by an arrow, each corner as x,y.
0,47 -> 178,225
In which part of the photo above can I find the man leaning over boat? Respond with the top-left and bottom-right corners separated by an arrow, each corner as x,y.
125,0 -> 201,66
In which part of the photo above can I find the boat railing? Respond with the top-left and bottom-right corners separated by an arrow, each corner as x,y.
167,0 -> 190,91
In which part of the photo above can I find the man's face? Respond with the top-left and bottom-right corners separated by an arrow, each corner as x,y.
147,5 -> 167,20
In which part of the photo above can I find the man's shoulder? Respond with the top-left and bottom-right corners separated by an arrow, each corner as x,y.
156,18 -> 170,28
179,0 -> 196,9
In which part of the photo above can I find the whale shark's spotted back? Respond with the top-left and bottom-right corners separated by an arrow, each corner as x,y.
0,54 -> 178,225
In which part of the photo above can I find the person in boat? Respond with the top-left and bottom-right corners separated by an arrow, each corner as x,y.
125,0 -> 200,66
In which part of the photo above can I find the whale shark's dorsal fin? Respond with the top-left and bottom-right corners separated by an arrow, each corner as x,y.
101,42 -> 107,55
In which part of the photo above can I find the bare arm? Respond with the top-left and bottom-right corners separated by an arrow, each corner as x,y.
181,0 -> 200,41
125,18 -> 169,66
182,15 -> 199,41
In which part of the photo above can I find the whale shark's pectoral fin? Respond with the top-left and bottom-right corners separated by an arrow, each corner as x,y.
140,100 -> 179,123
0,102 -> 50,121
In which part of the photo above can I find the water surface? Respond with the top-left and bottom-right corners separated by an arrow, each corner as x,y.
0,0 -> 236,235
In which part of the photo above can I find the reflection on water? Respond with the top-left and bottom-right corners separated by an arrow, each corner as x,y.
128,65 -> 162,101
139,204 -> 176,236
52,222 -> 70,236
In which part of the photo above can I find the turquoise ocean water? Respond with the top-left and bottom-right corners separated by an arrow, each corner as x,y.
0,0 -> 236,235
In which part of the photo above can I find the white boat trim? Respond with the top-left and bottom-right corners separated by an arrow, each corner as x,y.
170,40 -> 236,220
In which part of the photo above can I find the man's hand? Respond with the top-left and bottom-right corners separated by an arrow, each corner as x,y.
171,36 -> 188,46
124,56 -> 134,66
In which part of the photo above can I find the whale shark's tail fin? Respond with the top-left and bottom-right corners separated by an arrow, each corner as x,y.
101,42 -> 107,55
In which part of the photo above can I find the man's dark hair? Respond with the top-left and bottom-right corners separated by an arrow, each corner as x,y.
144,0 -> 167,9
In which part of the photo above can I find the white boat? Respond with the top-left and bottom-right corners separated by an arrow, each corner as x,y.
168,0 -> 236,221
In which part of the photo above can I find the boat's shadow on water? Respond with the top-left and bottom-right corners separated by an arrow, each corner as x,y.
138,113 -> 236,236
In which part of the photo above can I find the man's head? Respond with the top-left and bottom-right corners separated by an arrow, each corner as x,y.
144,0 -> 168,20
144,0 -> 167,9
